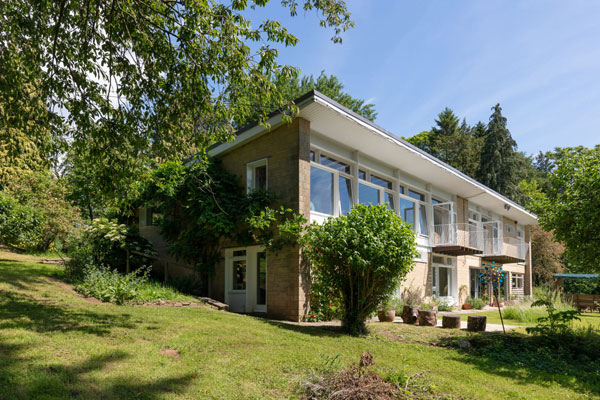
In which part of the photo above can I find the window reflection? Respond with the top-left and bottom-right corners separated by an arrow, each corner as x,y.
358,183 -> 379,206
400,198 -> 415,228
384,192 -> 394,210
339,176 -> 352,215
310,166 -> 333,215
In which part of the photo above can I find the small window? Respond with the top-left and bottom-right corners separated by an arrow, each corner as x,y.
506,225 -> 514,234
512,274 -> 524,289
400,198 -> 415,229
370,175 -> 392,190
432,198 -> 442,205
233,250 -> 247,257
432,256 -> 444,264
384,192 -> 394,210
320,155 -> 350,174
247,159 -> 268,192
309,151 -> 316,161
399,185 -> 405,195
358,170 -> 367,180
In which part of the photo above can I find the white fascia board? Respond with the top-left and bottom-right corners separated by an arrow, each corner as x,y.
310,95 -> 538,224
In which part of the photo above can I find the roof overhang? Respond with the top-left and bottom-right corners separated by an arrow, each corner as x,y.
210,91 -> 538,226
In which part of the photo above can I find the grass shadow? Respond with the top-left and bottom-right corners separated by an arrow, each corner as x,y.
0,336 -> 193,400
259,318 -> 347,338
0,290 -> 141,336
438,330 -> 600,396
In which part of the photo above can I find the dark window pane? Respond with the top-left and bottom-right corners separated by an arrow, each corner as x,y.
257,252 -> 266,305
309,151 -> 315,161
233,260 -> 246,290
400,198 -> 415,229
233,250 -> 246,257
358,170 -> 366,180
339,176 -> 352,216
408,189 -> 424,201
310,166 -> 333,215
399,186 -> 405,195
320,155 -> 350,174
432,198 -> 441,204
370,175 -> 392,189
358,183 -> 379,206
254,165 -> 267,190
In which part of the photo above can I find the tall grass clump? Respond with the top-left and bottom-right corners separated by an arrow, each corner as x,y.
503,290 -> 574,323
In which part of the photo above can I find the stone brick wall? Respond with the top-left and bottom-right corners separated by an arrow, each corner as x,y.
217,118 -> 311,321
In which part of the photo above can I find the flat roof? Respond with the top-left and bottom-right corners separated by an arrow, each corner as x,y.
554,274 -> 600,280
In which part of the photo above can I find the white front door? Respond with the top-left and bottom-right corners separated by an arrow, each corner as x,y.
224,246 -> 267,313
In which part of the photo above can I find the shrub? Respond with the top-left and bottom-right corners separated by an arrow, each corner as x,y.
526,299 -> 581,335
77,264 -> 150,305
465,297 -> 486,310
302,204 -> 418,335
379,296 -> 404,312
76,264 -> 186,304
503,292 -> 574,323
66,218 -> 155,282
1,172 -> 81,251
401,284 -> 424,306
432,297 -> 453,311
0,192 -> 45,249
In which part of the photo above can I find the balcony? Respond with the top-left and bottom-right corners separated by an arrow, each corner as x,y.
432,223 -> 484,256
481,236 -> 528,264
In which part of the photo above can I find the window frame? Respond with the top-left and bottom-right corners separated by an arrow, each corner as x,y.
246,158 -> 268,194
310,150 -> 353,218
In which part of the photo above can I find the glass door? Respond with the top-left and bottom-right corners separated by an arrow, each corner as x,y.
255,252 -> 267,312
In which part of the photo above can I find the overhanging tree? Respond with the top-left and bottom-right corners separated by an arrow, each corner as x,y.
1,0 -> 353,213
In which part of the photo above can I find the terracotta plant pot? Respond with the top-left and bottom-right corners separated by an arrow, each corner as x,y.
462,303 -> 472,310
377,309 -> 395,322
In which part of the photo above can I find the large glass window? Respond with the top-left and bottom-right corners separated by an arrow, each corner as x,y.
257,252 -> 267,305
400,198 -> 415,228
359,183 -> 379,206
310,166 -> 333,215
339,176 -> 352,216
233,260 -> 246,290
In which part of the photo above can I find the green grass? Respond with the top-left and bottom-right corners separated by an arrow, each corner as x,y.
0,252 -> 598,399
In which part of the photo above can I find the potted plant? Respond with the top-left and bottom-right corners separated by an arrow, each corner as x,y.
378,297 -> 401,322
464,296 -> 486,310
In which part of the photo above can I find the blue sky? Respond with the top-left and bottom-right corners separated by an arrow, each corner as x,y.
248,1 -> 600,155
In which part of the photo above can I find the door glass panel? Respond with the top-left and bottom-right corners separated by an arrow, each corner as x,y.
439,267 -> 450,296
358,183 -> 379,206
339,176 -> 352,216
257,252 -> 266,305
470,268 -> 481,298
233,260 -> 246,290
400,198 -> 415,229
310,166 -> 333,215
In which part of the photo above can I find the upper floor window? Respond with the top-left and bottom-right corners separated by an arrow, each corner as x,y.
310,152 -> 353,217
505,224 -> 514,234
247,159 -> 268,193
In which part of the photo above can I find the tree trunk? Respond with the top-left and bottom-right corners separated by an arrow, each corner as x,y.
401,305 -> 420,324
467,315 -> 487,332
442,315 -> 461,329
418,310 -> 438,327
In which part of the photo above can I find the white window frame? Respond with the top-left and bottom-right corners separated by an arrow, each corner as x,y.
246,158 -> 268,193
308,146 -> 431,237
512,273 -> 524,289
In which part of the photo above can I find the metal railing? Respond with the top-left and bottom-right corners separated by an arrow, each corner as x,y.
433,223 -> 528,261
432,223 -> 484,250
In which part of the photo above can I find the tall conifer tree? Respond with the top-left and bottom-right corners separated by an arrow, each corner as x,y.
476,104 -> 520,199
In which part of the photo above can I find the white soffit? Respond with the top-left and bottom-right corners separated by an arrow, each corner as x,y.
301,97 -> 537,225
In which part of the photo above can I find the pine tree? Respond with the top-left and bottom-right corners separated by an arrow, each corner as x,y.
476,104 -> 521,198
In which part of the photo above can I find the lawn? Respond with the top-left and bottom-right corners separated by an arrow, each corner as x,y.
0,252 -> 597,399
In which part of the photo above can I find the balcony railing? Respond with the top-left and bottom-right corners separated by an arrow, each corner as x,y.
432,223 -> 484,251
433,222 -> 528,262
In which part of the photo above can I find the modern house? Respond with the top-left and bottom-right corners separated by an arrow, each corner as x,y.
138,90 -> 537,321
